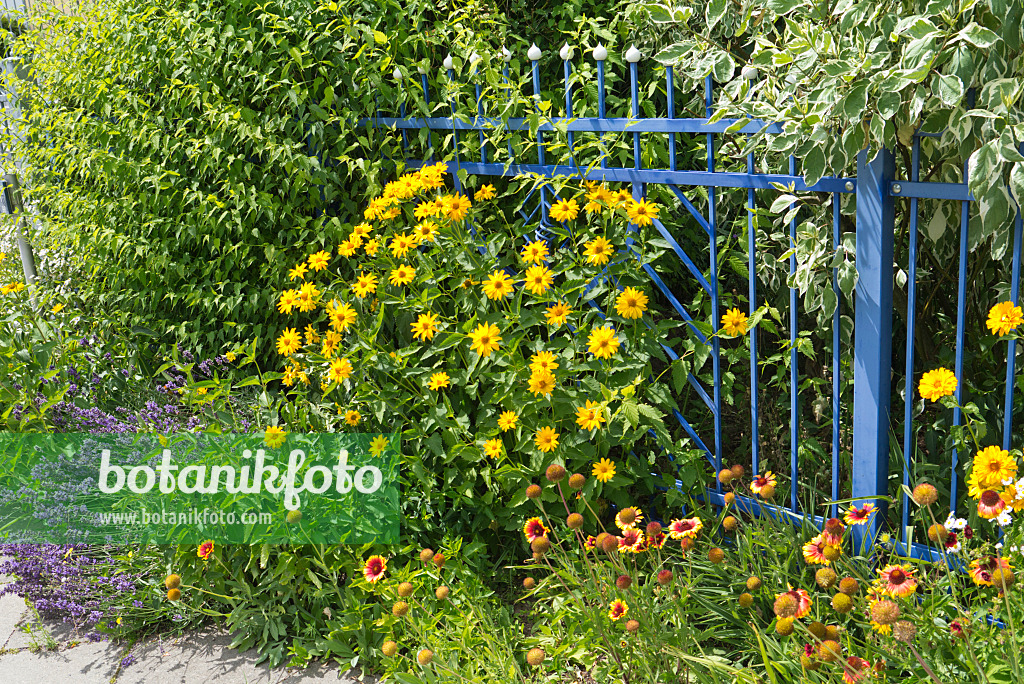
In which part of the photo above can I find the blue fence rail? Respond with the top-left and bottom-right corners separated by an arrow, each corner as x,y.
378,43 -> 1014,558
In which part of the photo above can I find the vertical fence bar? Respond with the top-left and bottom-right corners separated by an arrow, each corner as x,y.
788,153 -> 799,513
747,81 -> 760,478
444,55 -> 463,194
831,190 -> 841,519
472,54 -> 486,164
666,66 -> 676,172
627,47 -> 641,173
1004,165 -> 1024,450
394,68 -> 409,153
501,49 -> 514,162
852,147 -> 897,549
595,45 -> 608,170
901,137 -> 921,548
706,75 -> 722,493
419,67 -> 434,162
951,162 -> 970,512
560,44 -> 574,155
528,45 -> 547,223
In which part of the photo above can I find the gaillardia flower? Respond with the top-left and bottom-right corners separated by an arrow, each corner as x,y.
364,555 -> 387,583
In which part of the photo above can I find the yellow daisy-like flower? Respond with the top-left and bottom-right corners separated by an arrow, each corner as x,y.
427,371 -> 451,391
296,281 -> 320,312
329,301 -> 357,332
329,357 -> 354,384
347,232 -> 364,249
288,262 -> 308,280
468,322 -> 502,357
370,435 -> 389,456
534,426 -> 560,453
721,308 -> 748,336
592,458 -> 616,482
626,198 -> 659,227
530,351 -> 559,374
411,312 -> 440,341
615,287 -> 648,319
338,239 -> 359,257
545,301 -> 571,327
608,599 -> 628,621
482,270 -> 515,300
615,506 -> 643,531
265,426 -> 287,448
352,222 -> 373,238
390,233 -> 418,258
482,438 -> 502,459
584,237 -> 614,265
528,370 -> 556,397
576,400 -> 606,431
523,265 -> 553,295
344,410 -> 361,426
476,184 -> 496,201
352,272 -> 378,298
550,198 -> 580,222
276,328 -> 302,356
987,300 -> 1024,336
304,324 -> 320,346
414,201 -> 440,220
588,326 -> 620,360
498,410 -> 518,431
521,241 -> 549,265
414,221 -> 438,242
919,367 -> 957,402
277,290 -> 299,314
443,194 -> 472,221
225,352 -> 237,362
363,238 -> 381,256
389,264 -> 416,286
307,250 -> 331,271
970,445 -> 1017,493
380,206 -> 401,221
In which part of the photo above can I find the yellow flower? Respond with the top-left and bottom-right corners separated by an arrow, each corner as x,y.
615,287 -> 648,319
721,308 -> 748,336
276,328 -> 302,356
521,241 -> 549,265
469,323 -> 502,357
51,303 -> 65,314
307,250 -> 331,272
414,221 -> 438,242
226,352 -> 236,362
296,281 -> 320,312
380,206 -> 401,221
482,438 -> 502,459
411,312 -> 440,341
482,270 -> 515,300
265,426 -> 287,448
345,410 -> 361,426
594,461 -> 616,486
352,222 -> 373,238
288,262 -> 308,280
329,357 -> 354,384
550,198 -> 579,222
528,370 -> 556,397
428,371 -> 451,390
352,272 -> 378,298
370,435 -> 389,456
971,445 -> 1017,493
576,400 -> 606,431
329,301 -> 357,332
584,237 -> 614,265
498,410 -> 518,431
530,351 -> 559,374
443,194 -> 472,221
534,426 -> 560,453
364,238 -> 381,256
389,264 -> 416,286
476,184 -> 496,201
545,301 -> 571,327
919,367 -> 957,402
523,265 -> 553,295
278,290 -> 299,314
390,233 -> 418,258
304,324 -> 320,346
338,239 -> 359,257
414,201 -> 440,220
987,300 -> 1024,336
626,198 -> 659,227
588,326 -> 620,360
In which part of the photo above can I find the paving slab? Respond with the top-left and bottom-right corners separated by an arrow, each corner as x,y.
0,640 -> 122,683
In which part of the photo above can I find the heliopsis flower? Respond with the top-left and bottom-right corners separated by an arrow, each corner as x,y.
304,325 -> 320,346
197,540 -> 214,560
498,411 -> 518,431
389,233 -> 418,258
414,221 -> 438,242
380,206 -> 401,221
978,489 -> 1006,519
264,426 -> 287,448
414,201 -> 440,220
618,528 -> 645,553
363,238 -> 380,256
608,599 -> 628,621
750,471 -> 777,494
576,400 -> 606,431
307,250 -> 331,271
615,287 -> 648,319
277,289 -> 299,314
530,351 -> 559,374
588,326 -> 620,359
345,410 -> 361,426
774,587 -> 812,619
352,222 -> 373,238
615,506 -> 644,531
534,426 -> 560,452
389,264 -> 416,286
482,270 -> 515,300
528,371 -> 556,397
584,237 -> 614,265
987,300 -> 1024,336
1001,482 -> 1024,512
427,371 -> 450,391
329,357 -> 354,384
288,262 -> 308,280
876,564 -> 917,597
592,458 -> 616,482
411,312 -> 440,341
721,308 -> 748,336
523,265 -> 554,295
364,555 -> 387,583
919,367 -> 957,402
443,194 -> 472,221
523,516 -> 549,542
476,184 -> 496,201
469,322 -> 502,357
482,438 -> 502,459
802,534 -> 830,565
277,328 -> 302,356
667,517 -> 703,540
369,435 -> 389,456
550,198 -> 579,222
328,301 -> 357,332
970,445 -> 1017,492
352,272 -> 378,298
626,198 -> 659,227
521,240 -> 549,265
842,657 -> 870,684
296,281 -> 320,312
844,503 -> 876,526
338,239 -> 358,257
969,556 -> 1013,586
545,301 -> 571,327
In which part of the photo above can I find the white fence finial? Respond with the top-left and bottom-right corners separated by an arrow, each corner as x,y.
593,44 -> 608,61
625,45 -> 641,63
417,64 -> 426,75
527,44 -> 542,61
443,54 -> 454,70
392,67 -> 402,81
559,43 -> 573,61
470,51 -> 481,65
501,47 -> 512,62
741,65 -> 758,80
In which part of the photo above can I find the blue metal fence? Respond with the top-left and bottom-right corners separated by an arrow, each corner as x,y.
372,44 -> 1018,557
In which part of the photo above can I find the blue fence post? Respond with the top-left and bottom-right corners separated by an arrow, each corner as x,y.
852,147 -> 896,551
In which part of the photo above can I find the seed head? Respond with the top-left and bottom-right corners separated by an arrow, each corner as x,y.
823,517 -> 844,537
723,491 -> 736,506
526,648 -> 545,667
646,521 -> 662,537
392,601 -> 410,617
567,512 -> 584,529
546,464 -> 566,482
435,585 -> 450,600
397,582 -> 414,597
927,523 -> 949,544
760,484 -> 776,499
824,625 -> 841,641
680,536 -> 695,552
625,619 -> 640,633
738,592 -> 753,608
419,548 -> 434,563
815,568 -> 838,590
708,547 -> 725,564
657,569 -> 673,585
616,574 -> 632,590
718,468 -> 734,484
831,592 -> 853,613
808,621 -> 827,640
600,534 -> 619,554
723,516 -> 738,532
531,537 -> 551,555
382,640 -> 398,657
433,552 -> 446,568
871,599 -> 900,625
526,484 -> 542,499
167,588 -> 181,601
523,577 -> 536,590
822,544 -> 842,561
893,620 -> 917,643
800,655 -> 819,671
912,482 -> 938,506
775,617 -> 795,636
164,574 -> 181,590
566,474 -> 584,490
731,464 -> 745,479
818,640 -> 841,663
746,576 -> 762,591
286,509 -> 302,524
417,649 -> 433,666
617,508 -> 637,526
773,593 -> 797,618
992,568 -> 1016,591
838,577 -> 859,595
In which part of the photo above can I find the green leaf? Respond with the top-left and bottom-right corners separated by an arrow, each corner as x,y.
959,22 -> 1001,49
840,81 -> 868,123
934,73 -> 964,107
1010,162 -> 1024,211
621,399 -> 639,429
706,0 -> 727,30
653,42 -> 692,65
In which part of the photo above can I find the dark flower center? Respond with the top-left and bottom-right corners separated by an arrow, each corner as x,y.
981,490 -> 1001,506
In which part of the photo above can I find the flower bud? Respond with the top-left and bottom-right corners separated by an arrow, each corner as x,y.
708,547 -> 725,564
815,568 -> 837,590
435,585 -> 450,600
531,537 -> 550,555
419,548 -> 434,563
723,491 -> 735,506
722,516 -> 738,532
433,553 -> 446,568
838,577 -> 859,595
657,569 -> 673,585
775,617 -> 795,636
616,574 -> 632,590
567,512 -> 584,529
745,576 -> 762,591
545,464 -> 566,482
397,582 -> 414,597
164,574 -> 181,590
927,523 -> 948,544
392,601 -> 410,617
526,484 -> 542,499
167,588 -> 181,601
382,640 -> 398,657
523,577 -> 536,590
738,592 -> 753,608
912,482 -> 938,506
646,521 -> 662,537
568,473 -> 586,489
832,593 -> 853,613
417,649 -> 433,666
625,619 -> 640,633
730,464 -> 745,479
526,648 -> 545,666
718,468 -> 734,484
